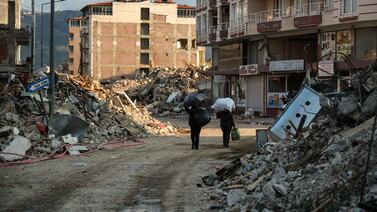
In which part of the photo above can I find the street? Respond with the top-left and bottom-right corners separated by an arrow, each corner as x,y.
0,118 -> 264,212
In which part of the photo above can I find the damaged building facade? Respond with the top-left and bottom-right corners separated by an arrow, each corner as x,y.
69,0 -> 206,80
0,0 -> 29,66
197,0 -> 377,117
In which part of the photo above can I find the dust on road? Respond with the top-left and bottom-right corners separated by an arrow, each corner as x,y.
0,119 -> 265,212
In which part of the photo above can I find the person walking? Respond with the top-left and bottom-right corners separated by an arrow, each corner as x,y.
185,106 -> 202,150
216,110 -> 235,148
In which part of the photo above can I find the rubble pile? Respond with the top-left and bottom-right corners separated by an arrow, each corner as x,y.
109,66 -> 209,115
0,73 -> 176,162
203,60 -> 377,211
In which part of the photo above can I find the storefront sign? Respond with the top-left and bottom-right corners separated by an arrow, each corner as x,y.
321,32 -> 336,61
239,64 -> 258,75
318,61 -> 334,77
270,60 -> 304,72
257,21 -> 282,33
294,15 -> 322,28
213,75 -> 226,83
336,30 -> 352,61
267,92 -> 287,108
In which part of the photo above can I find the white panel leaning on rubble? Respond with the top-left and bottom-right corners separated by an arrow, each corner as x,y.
212,98 -> 235,112
269,84 -> 322,141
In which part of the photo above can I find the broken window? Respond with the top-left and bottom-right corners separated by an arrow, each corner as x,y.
141,23 -> 149,35
140,38 -> 149,49
141,8 -> 150,20
69,45 -> 74,53
140,53 -> 149,65
177,39 -> 188,50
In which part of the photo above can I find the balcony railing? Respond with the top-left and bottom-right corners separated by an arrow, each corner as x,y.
196,28 -> 208,45
294,2 -> 333,17
247,2 -> 334,23
229,17 -> 246,37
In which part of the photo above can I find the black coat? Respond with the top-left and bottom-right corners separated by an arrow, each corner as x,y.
216,110 -> 235,128
185,107 -> 200,129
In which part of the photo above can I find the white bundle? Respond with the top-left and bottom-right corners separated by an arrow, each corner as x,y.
211,98 -> 235,112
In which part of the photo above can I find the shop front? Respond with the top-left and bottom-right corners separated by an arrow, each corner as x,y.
239,64 -> 266,116
266,59 -> 307,117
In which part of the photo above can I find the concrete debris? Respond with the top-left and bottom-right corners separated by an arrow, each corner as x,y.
67,145 -> 89,155
0,136 -> 31,161
1,66 -> 207,162
202,60 -> 377,211
62,134 -> 78,145
109,65 -> 210,115
227,189 -> 247,207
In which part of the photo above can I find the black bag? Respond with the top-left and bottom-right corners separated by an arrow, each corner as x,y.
194,108 -> 211,127
184,93 -> 208,108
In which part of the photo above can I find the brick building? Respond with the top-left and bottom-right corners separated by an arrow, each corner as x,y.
68,0 -> 205,80
67,17 -> 82,75
197,0 -> 377,116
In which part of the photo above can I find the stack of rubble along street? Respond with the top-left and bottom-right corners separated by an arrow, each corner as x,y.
109,65 -> 210,115
202,60 -> 377,211
0,71 -> 176,162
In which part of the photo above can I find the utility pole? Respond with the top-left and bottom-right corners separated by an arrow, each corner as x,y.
41,0 -> 65,69
31,0 -> 35,72
49,0 -> 55,115
40,3 -> 45,68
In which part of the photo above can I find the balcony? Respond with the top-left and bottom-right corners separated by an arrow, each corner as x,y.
219,0 -> 229,6
229,17 -> 246,38
209,0 -> 216,9
247,2 -> 334,33
219,22 -> 229,40
196,28 -> 208,46
209,26 -> 217,42
197,0 -> 208,12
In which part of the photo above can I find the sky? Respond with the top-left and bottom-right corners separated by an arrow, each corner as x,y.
22,0 -> 196,11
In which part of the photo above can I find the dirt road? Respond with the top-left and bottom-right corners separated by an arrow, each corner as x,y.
0,119 -> 265,211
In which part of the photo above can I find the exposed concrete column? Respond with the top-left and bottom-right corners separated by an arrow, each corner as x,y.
7,0 -> 16,65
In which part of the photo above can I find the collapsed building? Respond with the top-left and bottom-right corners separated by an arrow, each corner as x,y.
0,64 -> 209,164
202,60 -> 377,211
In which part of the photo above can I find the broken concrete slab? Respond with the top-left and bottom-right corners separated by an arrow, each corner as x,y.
67,145 -> 89,155
62,134 -> 78,145
272,184 -> 288,196
227,189 -> 247,207
0,126 -> 19,137
0,135 -> 31,161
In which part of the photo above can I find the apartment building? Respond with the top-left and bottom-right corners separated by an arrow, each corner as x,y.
0,0 -> 29,65
76,0 -> 204,80
197,0 -> 377,116
67,17 -> 82,75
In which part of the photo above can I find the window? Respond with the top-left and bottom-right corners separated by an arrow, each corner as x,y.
141,8 -> 150,20
191,39 -> 196,49
69,58 -> 74,64
177,39 -> 188,50
356,28 -> 377,59
140,53 -> 149,65
141,23 -> 149,35
140,38 -> 149,49
341,0 -> 357,15
69,33 -> 74,40
69,45 -> 74,53
268,76 -> 286,92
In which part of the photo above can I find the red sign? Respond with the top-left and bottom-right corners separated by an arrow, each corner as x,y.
257,21 -> 281,33
294,15 -> 322,28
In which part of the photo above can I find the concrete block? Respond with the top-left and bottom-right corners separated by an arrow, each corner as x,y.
0,135 -> 31,161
